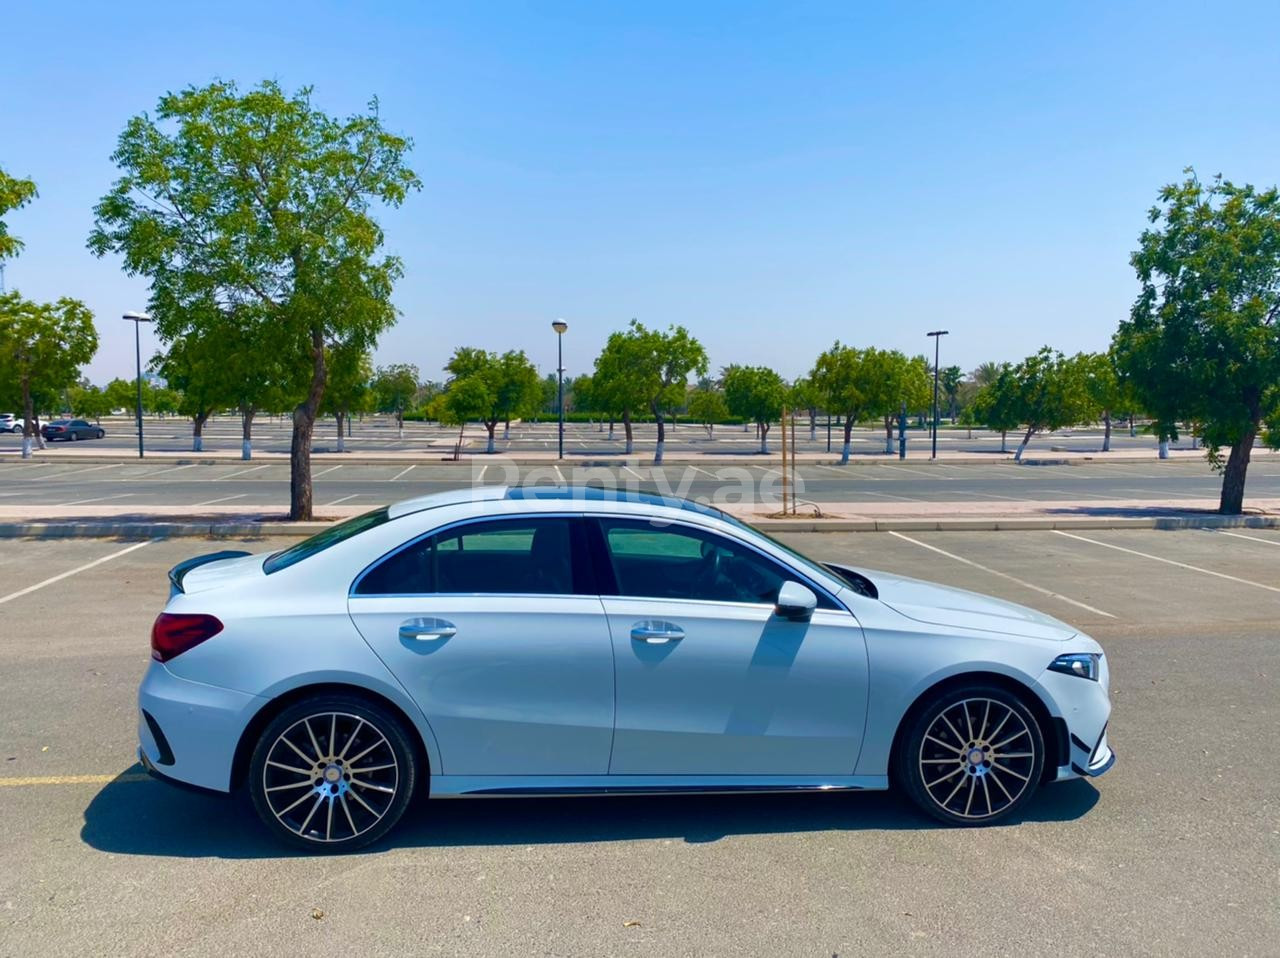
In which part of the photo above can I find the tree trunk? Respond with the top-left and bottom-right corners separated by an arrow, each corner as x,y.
883,415 -> 894,454
607,417 -> 614,440
1158,438 -> 1169,459
1014,425 -> 1035,462
336,411 -> 346,453
290,328 -> 327,521
1129,415 -> 1136,438
485,421 -> 496,454
21,385 -> 34,459
840,418 -> 854,464
1000,430 -> 1008,454
396,409 -> 404,440
623,411 -> 634,455
809,410 -> 817,441
503,419 -> 510,441
241,405 -> 255,460
1102,411 -> 1111,453
1219,426 -> 1256,514
192,411 -> 210,453
759,421 -> 769,454
654,410 -> 666,464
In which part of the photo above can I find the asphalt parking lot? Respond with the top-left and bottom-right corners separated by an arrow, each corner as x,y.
2,457 -> 1275,514
0,528 -> 1276,956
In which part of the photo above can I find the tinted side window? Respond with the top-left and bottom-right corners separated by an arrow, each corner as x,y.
598,519 -> 837,608
356,517 -> 578,595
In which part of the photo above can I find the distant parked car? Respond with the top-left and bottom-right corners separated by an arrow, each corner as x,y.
0,413 -> 22,433
41,419 -> 105,441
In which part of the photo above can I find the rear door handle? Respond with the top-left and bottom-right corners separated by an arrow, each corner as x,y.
400,617 -> 457,641
631,621 -> 685,644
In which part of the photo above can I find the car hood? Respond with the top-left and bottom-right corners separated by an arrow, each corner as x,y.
175,551 -> 265,594
830,564 -> 1077,641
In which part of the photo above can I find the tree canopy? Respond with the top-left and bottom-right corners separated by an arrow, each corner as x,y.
810,342 -> 870,463
0,167 -> 38,263
1114,172 -> 1280,513
723,364 -> 787,453
438,348 -> 541,453
89,79 -> 419,518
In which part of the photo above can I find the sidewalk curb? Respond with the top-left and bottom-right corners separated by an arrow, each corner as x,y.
3,514 -> 1277,539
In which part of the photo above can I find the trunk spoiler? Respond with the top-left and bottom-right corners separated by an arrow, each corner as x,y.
168,550 -> 252,596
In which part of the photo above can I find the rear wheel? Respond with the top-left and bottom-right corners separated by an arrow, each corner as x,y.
248,694 -> 418,851
895,684 -> 1045,826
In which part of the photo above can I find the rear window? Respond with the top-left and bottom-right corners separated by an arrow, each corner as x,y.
264,507 -> 391,574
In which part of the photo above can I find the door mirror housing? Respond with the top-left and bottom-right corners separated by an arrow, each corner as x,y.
775,581 -> 817,621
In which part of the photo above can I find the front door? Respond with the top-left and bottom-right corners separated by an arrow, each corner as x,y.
347,515 -> 614,776
594,518 -> 869,776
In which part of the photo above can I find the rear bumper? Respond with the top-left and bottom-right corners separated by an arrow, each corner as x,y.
137,659 -> 263,793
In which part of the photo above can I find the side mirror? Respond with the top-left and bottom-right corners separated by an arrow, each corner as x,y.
775,580 -> 817,621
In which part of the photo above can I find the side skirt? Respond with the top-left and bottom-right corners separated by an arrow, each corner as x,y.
429,774 -> 890,798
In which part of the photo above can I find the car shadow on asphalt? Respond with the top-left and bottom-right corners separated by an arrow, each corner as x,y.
81,766 -> 1100,858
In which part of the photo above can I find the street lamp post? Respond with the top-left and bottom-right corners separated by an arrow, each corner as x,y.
927,330 -> 949,461
123,311 -> 154,459
552,320 -> 568,461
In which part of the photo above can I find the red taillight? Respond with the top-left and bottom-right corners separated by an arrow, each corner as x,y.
151,613 -> 224,662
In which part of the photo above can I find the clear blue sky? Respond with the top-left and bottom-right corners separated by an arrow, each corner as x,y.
3,1 -> 1278,386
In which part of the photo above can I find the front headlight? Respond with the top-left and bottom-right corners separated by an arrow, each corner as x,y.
1048,652 -> 1101,681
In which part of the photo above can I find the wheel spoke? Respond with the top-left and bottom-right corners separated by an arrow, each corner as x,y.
986,708 -> 1013,745
939,712 -> 965,745
963,777 -> 976,816
993,728 -> 1028,750
266,780 -> 313,793
963,701 -> 974,741
277,788 -> 318,817
995,751 -> 1033,759
297,794 -> 325,835
346,736 -> 387,766
338,719 -> 365,760
925,734 -> 963,753
921,758 -> 962,764
279,735 -> 315,767
925,767 -> 963,788
989,769 -> 1015,804
978,700 -> 992,742
942,776 -> 967,808
303,718 -> 325,761
349,762 -> 396,774
981,776 -> 993,816
325,795 -> 334,841
351,779 -> 395,795
266,759 -> 312,776
991,761 -> 1030,783
340,794 -> 357,835
347,787 -> 380,818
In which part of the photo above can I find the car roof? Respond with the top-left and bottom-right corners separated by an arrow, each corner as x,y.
386,484 -> 728,522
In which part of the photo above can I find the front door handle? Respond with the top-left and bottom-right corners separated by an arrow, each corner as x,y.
631,621 -> 685,644
400,617 -> 457,641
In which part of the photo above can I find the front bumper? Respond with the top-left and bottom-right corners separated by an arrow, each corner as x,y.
1035,658 -> 1115,782
137,659 -> 264,793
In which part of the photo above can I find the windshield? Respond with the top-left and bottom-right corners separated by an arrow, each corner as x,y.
263,507 -> 390,574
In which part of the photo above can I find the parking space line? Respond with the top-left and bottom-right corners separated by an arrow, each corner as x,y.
0,772 -> 149,788
689,466 -> 717,478
0,540 -> 155,606
1215,530 -> 1280,547
888,531 -> 1115,618
193,493 -> 248,506
877,464 -> 941,478
1053,531 -> 1280,595
855,490 -> 919,501
390,464 -> 417,481
56,493 -> 135,506
145,463 -> 201,477
622,465 -> 644,480
313,465 -> 343,478
205,463 -> 272,481
324,494 -> 360,506
37,463 -> 125,481
553,464 -> 566,483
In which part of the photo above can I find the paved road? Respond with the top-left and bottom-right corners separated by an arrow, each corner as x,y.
0,457 -> 1271,514
0,529 -> 1276,955
0,414 -> 1209,458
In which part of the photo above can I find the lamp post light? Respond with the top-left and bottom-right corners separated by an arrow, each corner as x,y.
123,311 -> 154,459
926,330 -> 949,461
552,320 -> 568,462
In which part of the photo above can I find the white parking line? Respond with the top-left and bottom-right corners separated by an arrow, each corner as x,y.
888,531 -> 1115,618
0,540 -> 154,606
622,465 -> 644,480
1053,530 -> 1280,595
553,465 -> 566,483
854,490 -> 919,501
145,463 -> 201,477
475,465 -> 487,483
324,494 -> 360,506
876,464 -> 940,479
37,463 -> 125,481
313,465 -> 343,478
55,493 -> 135,506
391,464 -> 416,482
213,464 -> 271,481
688,466 -> 718,478
193,494 -> 248,506
1215,530 -> 1280,547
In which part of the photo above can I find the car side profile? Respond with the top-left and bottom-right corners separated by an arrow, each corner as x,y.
41,418 -> 104,441
138,486 -> 1113,850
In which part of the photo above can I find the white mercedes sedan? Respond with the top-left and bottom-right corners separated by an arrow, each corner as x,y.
138,486 -> 1114,850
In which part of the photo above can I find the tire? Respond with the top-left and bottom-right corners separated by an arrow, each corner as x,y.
248,694 -> 419,852
895,684 -> 1045,826
72,432 -> 80,441
95,430 -> 104,439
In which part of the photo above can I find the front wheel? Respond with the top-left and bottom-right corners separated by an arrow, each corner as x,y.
248,694 -> 419,851
95,429 -> 104,439
895,685 -> 1045,826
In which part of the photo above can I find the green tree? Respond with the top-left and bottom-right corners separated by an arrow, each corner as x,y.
1004,347 -> 1092,462
723,365 -> 787,453
1074,350 -> 1131,453
103,377 -> 141,414
591,320 -> 706,463
1114,172 -> 1280,513
789,376 -> 822,441
440,348 -> 541,453
69,384 -> 112,422
322,346 -> 374,452
89,79 -> 420,519
971,361 -> 1003,389
0,293 -> 98,457
969,363 -> 1020,453
0,167 -> 38,263
372,363 -> 421,437
150,386 -> 181,417
940,365 -> 963,421
154,336 -> 225,451
687,386 -> 729,439
810,342 -> 872,464
863,348 -> 930,453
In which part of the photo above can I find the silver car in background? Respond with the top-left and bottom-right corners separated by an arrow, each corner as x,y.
138,486 -> 1114,851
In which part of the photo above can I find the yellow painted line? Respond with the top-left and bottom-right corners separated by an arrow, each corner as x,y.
0,772 -> 149,788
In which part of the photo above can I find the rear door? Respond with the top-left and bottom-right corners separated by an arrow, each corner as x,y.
347,515 -> 615,776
